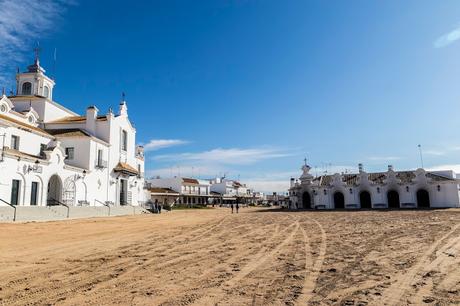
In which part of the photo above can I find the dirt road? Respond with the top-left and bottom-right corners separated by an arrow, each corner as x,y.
1,207 -> 459,305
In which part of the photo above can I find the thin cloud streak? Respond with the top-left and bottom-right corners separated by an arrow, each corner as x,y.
153,147 -> 292,165
367,156 -> 401,161
0,0 -> 74,83
434,24 -> 460,48
143,139 -> 189,151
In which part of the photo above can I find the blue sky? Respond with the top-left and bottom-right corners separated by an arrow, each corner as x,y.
1,0 -> 460,192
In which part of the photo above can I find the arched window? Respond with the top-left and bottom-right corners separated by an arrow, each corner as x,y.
43,86 -> 50,98
22,82 -> 32,95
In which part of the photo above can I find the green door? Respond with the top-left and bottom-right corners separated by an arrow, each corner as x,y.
31,182 -> 38,206
11,179 -> 20,205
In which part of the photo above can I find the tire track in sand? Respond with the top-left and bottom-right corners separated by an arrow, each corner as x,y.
379,222 -> 460,306
0,215 -> 232,306
295,217 -> 327,306
189,220 -> 300,306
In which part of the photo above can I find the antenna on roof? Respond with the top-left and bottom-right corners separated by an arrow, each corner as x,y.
2,87 -> 5,96
418,144 -> 424,169
121,92 -> 126,101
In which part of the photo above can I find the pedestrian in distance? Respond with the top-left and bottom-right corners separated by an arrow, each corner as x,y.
230,203 -> 234,214
236,203 -> 239,214
158,204 -> 162,214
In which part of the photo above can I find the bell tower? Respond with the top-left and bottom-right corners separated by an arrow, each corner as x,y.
16,47 -> 55,100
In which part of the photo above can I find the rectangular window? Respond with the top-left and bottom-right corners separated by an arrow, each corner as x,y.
31,182 -> 38,206
65,147 -> 74,160
11,135 -> 20,150
40,144 -> 47,157
97,149 -> 103,166
121,130 -> 128,151
11,179 -> 20,205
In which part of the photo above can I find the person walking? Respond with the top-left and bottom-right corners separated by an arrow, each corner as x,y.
236,202 -> 239,214
158,204 -> 162,214
230,203 -> 234,214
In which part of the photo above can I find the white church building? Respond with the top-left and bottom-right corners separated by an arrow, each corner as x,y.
289,163 -> 460,209
0,55 -> 147,208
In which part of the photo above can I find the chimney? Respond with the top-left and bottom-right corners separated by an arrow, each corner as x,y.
290,177 -> 295,188
358,163 -> 364,173
388,165 -> 394,172
86,105 -> 98,136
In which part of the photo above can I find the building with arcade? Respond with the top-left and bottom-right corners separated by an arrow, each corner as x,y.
288,163 -> 460,209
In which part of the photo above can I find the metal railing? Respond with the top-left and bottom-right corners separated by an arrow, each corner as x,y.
0,198 -> 16,221
95,199 -> 110,216
47,198 -> 70,218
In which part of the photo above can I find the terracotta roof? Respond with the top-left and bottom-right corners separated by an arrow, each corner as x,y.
0,114 -> 54,138
396,171 -> 416,183
148,187 -> 179,194
182,178 -> 199,184
343,174 -> 359,185
114,162 -> 139,176
47,128 -> 91,138
48,116 -> 86,123
311,170 -> 454,187
47,115 -> 108,124
369,173 -> 386,184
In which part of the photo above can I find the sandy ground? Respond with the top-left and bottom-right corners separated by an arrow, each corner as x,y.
0,207 -> 460,306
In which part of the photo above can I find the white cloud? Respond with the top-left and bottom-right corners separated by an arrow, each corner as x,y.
244,180 -> 290,194
0,0 -> 74,83
424,150 -> 445,156
427,164 -> 460,174
434,24 -> 460,48
367,156 -> 401,161
143,139 -> 189,151
153,147 -> 291,165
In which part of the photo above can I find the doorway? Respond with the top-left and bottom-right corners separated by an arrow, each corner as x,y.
11,179 -> 20,205
416,189 -> 430,208
360,191 -> 372,209
47,175 -> 62,205
333,191 -> 345,209
31,181 -> 38,205
302,192 -> 311,209
387,190 -> 400,208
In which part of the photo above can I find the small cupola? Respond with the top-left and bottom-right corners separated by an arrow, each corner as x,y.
16,47 -> 55,99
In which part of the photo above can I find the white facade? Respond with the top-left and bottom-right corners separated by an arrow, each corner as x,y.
289,163 -> 460,209
147,177 -> 211,205
0,57 -> 147,208
209,178 -> 253,204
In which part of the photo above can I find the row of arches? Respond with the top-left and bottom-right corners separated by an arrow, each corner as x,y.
302,189 -> 431,209
9,173 -> 87,206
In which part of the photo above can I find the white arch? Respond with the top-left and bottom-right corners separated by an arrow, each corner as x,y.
47,174 -> 63,204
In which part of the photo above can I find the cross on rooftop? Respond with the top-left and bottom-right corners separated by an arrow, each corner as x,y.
34,44 -> 41,62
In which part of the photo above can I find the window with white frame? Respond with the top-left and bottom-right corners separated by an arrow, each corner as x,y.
121,130 -> 128,151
